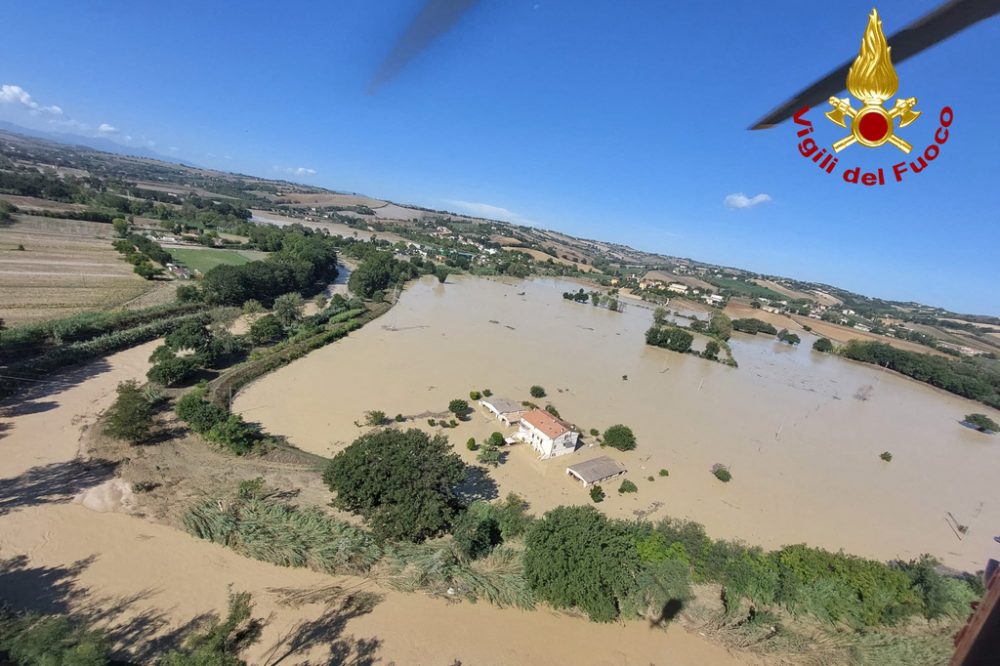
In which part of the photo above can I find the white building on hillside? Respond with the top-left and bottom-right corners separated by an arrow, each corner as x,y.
667,283 -> 688,294
518,409 -> 579,459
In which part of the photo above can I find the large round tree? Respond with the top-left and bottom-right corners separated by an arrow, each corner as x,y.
323,428 -> 467,541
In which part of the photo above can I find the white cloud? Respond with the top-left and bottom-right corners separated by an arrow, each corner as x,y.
0,84 -> 63,115
724,192 -> 772,210
97,123 -> 118,134
273,166 -> 317,177
444,199 -> 531,224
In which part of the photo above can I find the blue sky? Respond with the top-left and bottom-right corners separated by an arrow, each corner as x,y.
2,1 -> 998,314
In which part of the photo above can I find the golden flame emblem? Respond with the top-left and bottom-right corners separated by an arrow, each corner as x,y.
825,9 -> 920,153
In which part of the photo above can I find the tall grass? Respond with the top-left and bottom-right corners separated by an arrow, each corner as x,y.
183,495 -> 381,575
378,541 -> 535,609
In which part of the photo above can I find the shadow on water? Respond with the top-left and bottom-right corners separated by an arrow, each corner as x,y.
262,586 -> 385,666
454,465 -> 499,504
0,554 -> 214,664
0,356 -> 114,439
0,458 -> 118,517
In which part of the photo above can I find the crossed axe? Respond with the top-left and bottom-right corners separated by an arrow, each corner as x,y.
825,97 -> 921,153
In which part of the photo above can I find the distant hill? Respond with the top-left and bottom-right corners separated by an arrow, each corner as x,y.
0,120 -> 189,164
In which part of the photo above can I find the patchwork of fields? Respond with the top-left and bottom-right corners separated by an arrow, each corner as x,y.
0,215 -> 160,325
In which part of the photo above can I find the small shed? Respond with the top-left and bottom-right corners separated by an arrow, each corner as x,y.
566,457 -> 627,487
479,397 -> 526,426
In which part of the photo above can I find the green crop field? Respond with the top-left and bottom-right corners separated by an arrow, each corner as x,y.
168,247 -> 266,273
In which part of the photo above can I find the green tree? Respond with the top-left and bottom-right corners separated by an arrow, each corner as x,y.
477,444 -> 501,467
495,493 -> 532,539
488,431 -> 505,447
176,284 -> 202,302
466,437 -> 478,451
645,326 -> 693,353
272,292 -> 304,326
777,329 -> 801,345
248,314 -> 284,345
112,216 -> 128,237
452,501 -> 501,560
435,265 -> 450,284
448,399 -> 469,415
529,385 -> 546,398
104,380 -> 153,444
589,485 -> 605,503
524,506 -> 640,622
703,340 -> 721,360
965,413 -> 998,433
708,312 -> 732,341
812,337 -> 834,353
603,424 -> 636,451
322,429 -> 466,541
0,611 -> 110,666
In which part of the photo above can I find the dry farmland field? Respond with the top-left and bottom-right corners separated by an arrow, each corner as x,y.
0,214 -> 164,325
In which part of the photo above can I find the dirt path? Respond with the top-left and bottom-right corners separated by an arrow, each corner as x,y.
0,342 -> 749,665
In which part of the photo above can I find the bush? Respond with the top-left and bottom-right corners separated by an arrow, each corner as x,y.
104,380 -> 154,444
703,340 -> 721,359
394,413 -> 405,422
466,437 -> 478,451
365,410 -> 387,426
158,591 -> 262,666
658,468 -> 669,477
427,418 -> 436,426
482,388 -> 493,397
589,428 -> 599,437
448,398 -> 469,415
964,413 -> 998,433
813,337 -> 834,352
618,479 -> 638,494
0,610 -> 110,666
603,424 -> 636,451
323,428 -> 467,541
176,391 -> 228,433
529,385 -> 546,398
777,329 -> 801,345
647,476 -> 654,482
452,501 -> 502,560
477,444 -> 501,467
469,390 -> 481,400
880,451 -> 893,462
248,313 -> 284,345
712,464 -> 732,482
147,355 -> 200,386
496,493 -> 533,539
488,431 -> 505,447
207,414 -> 260,455
544,404 -> 560,417
589,485 -> 605,503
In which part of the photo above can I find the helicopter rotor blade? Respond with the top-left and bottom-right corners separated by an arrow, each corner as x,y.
749,0 -> 1000,129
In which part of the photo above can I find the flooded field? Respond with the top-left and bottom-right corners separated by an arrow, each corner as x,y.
237,275 -> 1000,571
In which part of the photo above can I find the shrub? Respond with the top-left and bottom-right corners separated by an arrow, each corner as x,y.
448,398 -> 469,415
777,329 -> 801,345
589,485 -> 605,503
618,479 -> 638,494
176,391 -> 228,433
428,418 -> 436,426
482,388 -> 493,397
703,340 -> 721,360
544,404 -> 560,418
469,390 -> 481,400
603,424 -> 636,451
248,313 -> 284,345
813,337 -> 834,352
207,414 -> 259,455
104,380 -> 154,444
658,468 -> 669,477
452,501 -> 502,560
477,444 -> 501,467
365,410 -> 387,426
0,610 -> 110,666
147,355 -> 200,386
489,431 -> 505,447
589,428 -> 599,437
712,464 -> 732,482
467,437 -> 478,451
323,428 -> 466,542
964,413 -> 998,433
496,493 -> 532,539
394,413 -> 405,422
647,476 -> 654,482
529,385 -> 546,398
880,451 -> 893,462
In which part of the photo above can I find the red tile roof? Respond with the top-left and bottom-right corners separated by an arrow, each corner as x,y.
520,409 -> 572,439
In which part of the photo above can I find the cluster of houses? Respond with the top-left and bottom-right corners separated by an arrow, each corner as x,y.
478,397 -> 628,489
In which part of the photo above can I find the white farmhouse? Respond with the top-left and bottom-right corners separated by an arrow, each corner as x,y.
667,283 -> 688,294
479,397 -> 526,426
517,409 -> 579,459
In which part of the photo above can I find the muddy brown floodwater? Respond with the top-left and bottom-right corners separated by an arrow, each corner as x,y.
237,275 -> 1000,572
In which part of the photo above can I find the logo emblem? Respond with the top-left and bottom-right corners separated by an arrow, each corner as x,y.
825,9 -> 921,153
